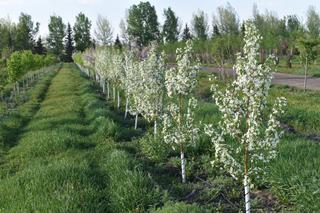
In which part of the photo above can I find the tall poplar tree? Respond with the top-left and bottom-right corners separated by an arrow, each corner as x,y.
73,12 -> 92,52
162,7 -> 179,43
127,1 -> 159,47
47,15 -> 66,59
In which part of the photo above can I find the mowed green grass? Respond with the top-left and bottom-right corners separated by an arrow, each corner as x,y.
0,64 -> 163,212
0,71 -> 56,156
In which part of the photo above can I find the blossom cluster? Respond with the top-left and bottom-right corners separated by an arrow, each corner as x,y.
163,97 -> 199,150
165,40 -> 200,98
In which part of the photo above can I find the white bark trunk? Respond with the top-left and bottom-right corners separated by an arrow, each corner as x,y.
102,79 -> 105,94
107,81 -> 110,100
181,151 -> 186,183
117,90 -> 120,108
154,120 -> 157,135
124,97 -> 129,119
113,86 -> 116,102
134,114 -> 138,129
244,174 -> 251,213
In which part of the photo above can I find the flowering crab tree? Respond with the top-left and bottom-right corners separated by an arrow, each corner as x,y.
127,58 -> 144,129
138,45 -> 166,135
162,40 -> 200,183
204,22 -> 286,213
95,47 -> 110,96
109,50 -> 124,108
122,50 -> 136,119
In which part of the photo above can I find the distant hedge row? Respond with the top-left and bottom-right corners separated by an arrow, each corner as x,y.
7,51 -> 58,82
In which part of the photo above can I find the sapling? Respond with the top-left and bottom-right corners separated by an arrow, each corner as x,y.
122,50 -> 136,119
137,44 -> 166,135
296,38 -> 319,92
162,40 -> 200,183
109,49 -> 124,108
204,22 -> 286,213
128,59 -> 144,129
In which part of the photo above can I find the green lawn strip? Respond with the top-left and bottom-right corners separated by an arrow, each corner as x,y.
267,134 -> 320,212
0,64 -> 163,212
0,70 -> 57,158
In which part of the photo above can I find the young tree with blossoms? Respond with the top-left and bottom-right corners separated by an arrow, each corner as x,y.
162,40 -> 200,183
110,50 -> 124,108
138,45 -> 166,135
122,50 -> 136,119
204,22 -> 286,213
128,59 -> 144,129
95,47 -> 109,95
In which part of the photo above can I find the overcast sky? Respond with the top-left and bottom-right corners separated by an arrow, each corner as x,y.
0,0 -> 320,39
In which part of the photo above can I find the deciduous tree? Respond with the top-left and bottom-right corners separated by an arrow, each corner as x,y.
127,1 -> 159,47
47,15 -> 66,59
162,7 -> 179,43
74,12 -> 92,51
205,22 -> 286,213
94,15 -> 113,46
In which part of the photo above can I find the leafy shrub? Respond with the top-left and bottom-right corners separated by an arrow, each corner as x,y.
7,51 -> 57,83
139,133 -> 171,162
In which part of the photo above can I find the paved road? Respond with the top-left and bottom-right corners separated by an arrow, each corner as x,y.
202,66 -> 320,91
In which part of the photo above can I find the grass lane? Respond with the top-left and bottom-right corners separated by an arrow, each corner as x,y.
0,64 -> 162,212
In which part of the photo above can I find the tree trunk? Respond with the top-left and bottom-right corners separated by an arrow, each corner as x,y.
180,150 -> 186,183
154,120 -> 157,135
304,59 -> 308,92
134,113 -> 138,129
243,140 -> 251,213
286,48 -> 293,68
222,66 -> 226,82
124,97 -> 129,119
244,174 -> 251,213
107,81 -> 110,100
102,79 -> 105,94
113,86 -> 116,102
117,90 -> 120,108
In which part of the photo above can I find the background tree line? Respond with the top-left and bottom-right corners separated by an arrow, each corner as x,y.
1,1 -> 320,68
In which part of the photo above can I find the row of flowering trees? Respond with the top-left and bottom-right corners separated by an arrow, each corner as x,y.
74,22 -> 286,212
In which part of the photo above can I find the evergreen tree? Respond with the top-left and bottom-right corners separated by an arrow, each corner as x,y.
240,22 -> 245,36
73,12 -> 92,52
182,24 -> 192,41
64,23 -> 74,62
114,35 -> 122,50
212,24 -> 221,37
162,7 -> 179,43
34,36 -> 46,55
